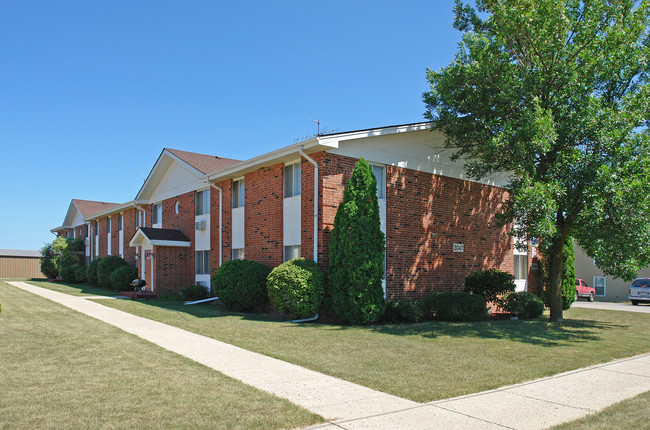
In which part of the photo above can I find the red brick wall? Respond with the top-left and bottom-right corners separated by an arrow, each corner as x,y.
97,218 -> 108,258
245,164 -> 284,269
109,213 -> 119,256
154,245 -> 193,296
122,208 -> 138,266
316,152 -> 519,301
300,157 -> 317,261
162,192 -> 195,243
384,165 -> 513,300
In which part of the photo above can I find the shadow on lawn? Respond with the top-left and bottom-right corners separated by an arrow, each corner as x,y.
363,318 -> 627,347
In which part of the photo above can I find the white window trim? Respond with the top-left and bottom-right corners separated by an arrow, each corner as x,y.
593,276 -> 607,297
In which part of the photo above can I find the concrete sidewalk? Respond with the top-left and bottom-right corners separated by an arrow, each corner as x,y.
8,281 -> 650,430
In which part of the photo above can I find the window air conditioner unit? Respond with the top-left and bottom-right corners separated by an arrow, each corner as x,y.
195,220 -> 207,230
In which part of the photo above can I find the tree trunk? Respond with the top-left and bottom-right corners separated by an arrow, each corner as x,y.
548,236 -> 564,322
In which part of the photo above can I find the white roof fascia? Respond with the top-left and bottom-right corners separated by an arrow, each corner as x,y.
135,150 -> 206,201
128,230 -> 191,248
207,136 -> 334,182
86,200 -> 142,221
319,122 -> 432,146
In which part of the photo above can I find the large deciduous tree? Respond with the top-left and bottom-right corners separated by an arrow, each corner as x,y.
424,0 -> 650,321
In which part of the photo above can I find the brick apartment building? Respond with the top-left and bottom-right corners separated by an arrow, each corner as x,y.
52,122 -> 540,298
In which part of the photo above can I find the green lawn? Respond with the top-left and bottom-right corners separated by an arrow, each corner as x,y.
551,390 -> 650,429
0,281 -> 321,429
28,279 -> 120,297
92,290 -> 650,403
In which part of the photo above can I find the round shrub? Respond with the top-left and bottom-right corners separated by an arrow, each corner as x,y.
381,300 -> 424,323
463,268 -> 516,303
75,266 -> 88,283
503,292 -> 545,319
86,258 -> 103,286
98,256 -> 129,289
110,266 -> 139,292
60,265 -> 79,284
267,258 -> 324,318
212,259 -> 269,311
180,285 -> 210,302
424,291 -> 487,321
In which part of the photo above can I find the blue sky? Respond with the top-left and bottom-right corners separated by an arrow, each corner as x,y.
0,1 -> 462,251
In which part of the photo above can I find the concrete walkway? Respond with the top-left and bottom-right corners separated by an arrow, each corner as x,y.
8,281 -> 650,430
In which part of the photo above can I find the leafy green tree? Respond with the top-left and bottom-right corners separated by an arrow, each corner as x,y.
424,0 -> 650,321
328,158 -> 386,324
40,244 -> 58,279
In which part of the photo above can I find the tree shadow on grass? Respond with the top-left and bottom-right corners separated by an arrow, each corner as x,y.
363,318 -> 628,347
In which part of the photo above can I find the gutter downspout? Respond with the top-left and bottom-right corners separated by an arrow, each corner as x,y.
294,146 -> 319,323
297,146 -> 318,263
206,182 -> 223,268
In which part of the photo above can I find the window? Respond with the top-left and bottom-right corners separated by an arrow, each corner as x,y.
136,210 -> 145,228
232,179 -> 245,208
95,221 -> 98,236
371,165 -> 385,199
232,248 -> 245,260
284,245 -> 301,262
195,189 -> 210,215
593,277 -> 606,296
118,214 -> 123,231
513,254 -> 527,280
107,218 -> 111,233
284,163 -> 301,198
152,203 -> 162,225
195,250 -> 210,275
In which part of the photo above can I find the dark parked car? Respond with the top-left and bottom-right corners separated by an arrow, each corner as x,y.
575,278 -> 595,302
629,278 -> 650,305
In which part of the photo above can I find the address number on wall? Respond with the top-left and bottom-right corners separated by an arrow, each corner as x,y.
453,243 -> 464,253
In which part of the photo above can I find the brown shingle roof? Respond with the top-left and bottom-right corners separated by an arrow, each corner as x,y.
73,199 -> 121,218
165,148 -> 241,175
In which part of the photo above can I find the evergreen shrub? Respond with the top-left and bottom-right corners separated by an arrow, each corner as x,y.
463,268 -> 516,303
424,291 -> 487,321
60,265 -> 79,283
110,266 -> 139,292
502,292 -> 545,319
381,300 -> 424,323
86,258 -> 103,286
40,244 -> 58,279
267,258 -> 324,318
98,256 -> 129,289
328,158 -> 386,325
212,259 -> 269,311
181,285 -> 210,302
75,266 -> 88,283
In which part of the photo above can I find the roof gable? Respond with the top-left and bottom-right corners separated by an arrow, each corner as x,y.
129,227 -> 191,247
137,149 -> 240,202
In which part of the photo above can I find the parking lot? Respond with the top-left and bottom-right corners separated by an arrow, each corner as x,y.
572,300 -> 650,314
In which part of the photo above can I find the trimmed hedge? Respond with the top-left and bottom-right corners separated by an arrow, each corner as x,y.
98,256 -> 129,289
463,268 -> 515,304
86,258 -> 103,286
424,291 -> 487,321
181,285 -> 210,302
110,266 -> 139,292
75,266 -> 88,283
60,265 -> 79,284
212,259 -> 269,311
267,258 -> 324,318
502,292 -> 545,319
381,300 -> 424,323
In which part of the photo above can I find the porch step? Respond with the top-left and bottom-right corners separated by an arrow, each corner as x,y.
118,290 -> 157,299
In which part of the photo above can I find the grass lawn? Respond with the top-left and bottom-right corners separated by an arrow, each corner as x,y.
551,390 -> 650,429
86,288 -> 650,403
0,281 -> 322,429
28,279 -> 120,297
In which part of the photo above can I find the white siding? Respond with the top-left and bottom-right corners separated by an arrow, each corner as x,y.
283,195 -> 301,246
232,207 -> 245,250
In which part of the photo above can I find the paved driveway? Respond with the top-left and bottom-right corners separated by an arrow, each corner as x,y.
572,300 -> 650,314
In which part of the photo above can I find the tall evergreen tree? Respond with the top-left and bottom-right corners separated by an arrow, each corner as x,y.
328,158 -> 386,324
